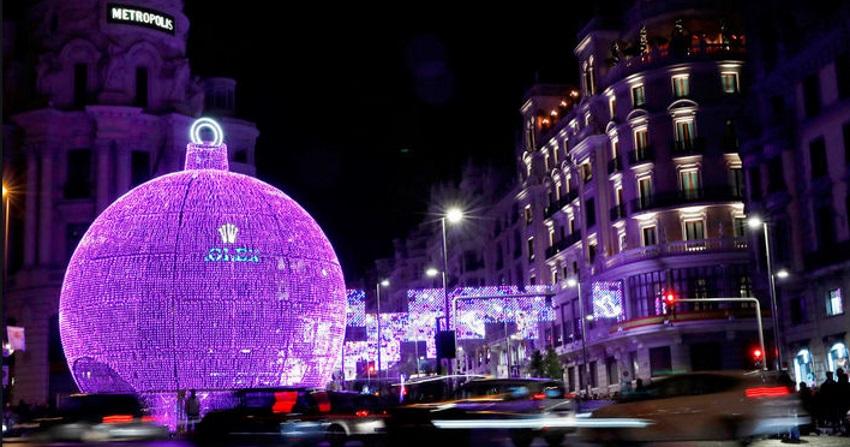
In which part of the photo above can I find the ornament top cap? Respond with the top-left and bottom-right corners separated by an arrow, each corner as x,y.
185,117 -> 229,171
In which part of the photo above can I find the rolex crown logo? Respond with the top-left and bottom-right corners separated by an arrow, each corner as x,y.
218,223 -> 238,244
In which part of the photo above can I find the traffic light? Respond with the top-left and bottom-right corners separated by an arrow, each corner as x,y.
367,361 -> 376,375
751,348 -> 763,367
662,289 -> 677,306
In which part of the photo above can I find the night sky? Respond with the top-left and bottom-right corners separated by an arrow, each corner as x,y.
184,4 -> 597,279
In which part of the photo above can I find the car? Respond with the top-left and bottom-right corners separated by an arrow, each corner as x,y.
29,393 -> 168,442
386,377 -> 574,447
195,388 -> 388,446
578,370 -> 807,444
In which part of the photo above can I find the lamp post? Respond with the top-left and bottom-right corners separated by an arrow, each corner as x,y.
439,207 -> 463,374
376,279 -> 389,379
3,183 -> 10,283
566,277 -> 591,397
748,216 -> 783,370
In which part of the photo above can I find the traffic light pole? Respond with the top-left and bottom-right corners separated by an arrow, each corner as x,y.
672,297 -> 767,371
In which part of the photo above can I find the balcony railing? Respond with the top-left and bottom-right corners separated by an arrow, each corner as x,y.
609,203 -> 626,221
672,137 -> 705,156
630,187 -> 743,212
603,40 -> 745,86
607,157 -> 622,174
545,232 -> 582,259
543,190 -> 578,219
628,146 -> 654,165
604,237 -> 748,270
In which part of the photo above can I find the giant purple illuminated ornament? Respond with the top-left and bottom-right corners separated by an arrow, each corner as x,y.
59,118 -> 346,399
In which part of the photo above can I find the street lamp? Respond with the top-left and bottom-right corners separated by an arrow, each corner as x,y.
425,267 -> 439,278
748,215 -> 783,370
3,183 -> 11,284
566,277 -> 591,398
439,207 -> 464,374
775,269 -> 790,280
376,279 -> 390,378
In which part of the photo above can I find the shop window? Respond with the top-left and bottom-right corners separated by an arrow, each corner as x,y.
828,343 -> 849,372
649,346 -> 672,377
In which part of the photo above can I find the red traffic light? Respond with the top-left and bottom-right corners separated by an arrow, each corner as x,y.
752,348 -> 763,360
662,290 -> 677,306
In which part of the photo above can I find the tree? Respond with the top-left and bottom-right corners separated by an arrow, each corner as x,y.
527,349 -> 544,377
543,347 -> 564,380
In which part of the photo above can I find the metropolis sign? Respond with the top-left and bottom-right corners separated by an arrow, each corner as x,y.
107,4 -> 175,35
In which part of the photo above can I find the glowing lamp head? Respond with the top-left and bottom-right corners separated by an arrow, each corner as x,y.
566,278 -> 578,288
776,269 -> 790,279
59,118 -> 347,408
662,290 -> 677,306
380,279 -> 390,288
445,208 -> 464,224
425,267 -> 439,278
747,216 -> 763,229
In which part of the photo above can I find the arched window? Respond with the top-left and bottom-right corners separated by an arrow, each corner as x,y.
828,342 -> 848,373
793,349 -> 814,389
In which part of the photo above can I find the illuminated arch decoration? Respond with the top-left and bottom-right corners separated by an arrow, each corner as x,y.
340,286 -> 554,376
60,117 -> 347,423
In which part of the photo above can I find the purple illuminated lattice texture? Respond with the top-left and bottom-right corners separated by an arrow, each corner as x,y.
591,281 -> 624,319
346,289 -> 367,327
59,141 -> 347,399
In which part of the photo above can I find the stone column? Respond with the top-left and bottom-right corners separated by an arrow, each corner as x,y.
37,151 -> 53,266
24,150 -> 38,266
95,141 -> 111,213
116,145 -> 131,196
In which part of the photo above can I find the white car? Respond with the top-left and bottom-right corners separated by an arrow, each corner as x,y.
579,370 -> 806,444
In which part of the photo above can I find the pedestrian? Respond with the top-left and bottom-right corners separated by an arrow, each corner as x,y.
635,378 -> 645,392
819,371 -> 838,431
185,389 -> 201,433
836,368 -> 850,434
620,370 -> 633,395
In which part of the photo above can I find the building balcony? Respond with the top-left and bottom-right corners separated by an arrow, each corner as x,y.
544,190 -> 578,219
671,137 -> 705,156
545,232 -> 582,259
607,157 -> 622,175
628,147 -> 655,165
609,203 -> 626,221
602,40 -> 745,87
609,305 -> 765,334
604,236 -> 748,270
630,187 -> 742,212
